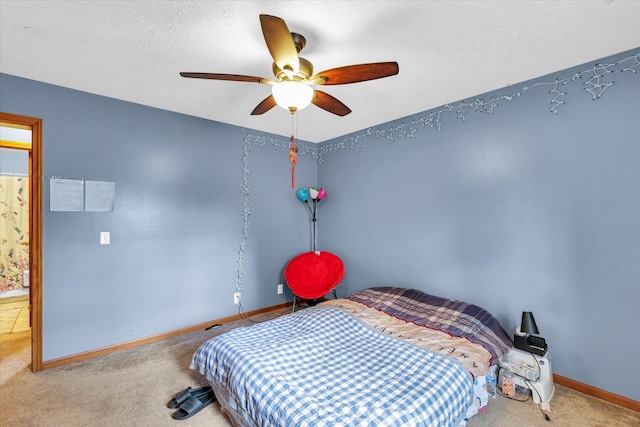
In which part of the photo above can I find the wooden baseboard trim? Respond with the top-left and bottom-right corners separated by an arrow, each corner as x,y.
554,374 -> 640,412
42,303 -> 291,370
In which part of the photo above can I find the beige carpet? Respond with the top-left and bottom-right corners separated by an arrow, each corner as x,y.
1,309 -> 638,427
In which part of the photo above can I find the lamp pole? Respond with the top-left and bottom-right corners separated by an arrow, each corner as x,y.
297,187 -> 326,251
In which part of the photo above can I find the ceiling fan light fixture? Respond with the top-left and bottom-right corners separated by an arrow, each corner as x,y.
272,81 -> 314,113
180,15 -> 398,117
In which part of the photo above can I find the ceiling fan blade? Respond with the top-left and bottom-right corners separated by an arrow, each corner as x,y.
259,14 -> 299,75
180,72 -> 274,84
310,62 -> 399,85
251,95 -> 278,115
311,90 -> 351,116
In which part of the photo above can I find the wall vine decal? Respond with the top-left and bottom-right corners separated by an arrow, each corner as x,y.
246,51 -> 639,163
234,51 -> 639,304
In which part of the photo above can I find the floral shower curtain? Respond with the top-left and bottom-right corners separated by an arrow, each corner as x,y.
0,175 -> 29,291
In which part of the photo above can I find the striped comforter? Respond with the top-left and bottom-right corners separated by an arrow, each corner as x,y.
345,287 -> 513,365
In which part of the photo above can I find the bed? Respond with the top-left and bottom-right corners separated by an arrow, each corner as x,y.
191,287 -> 513,426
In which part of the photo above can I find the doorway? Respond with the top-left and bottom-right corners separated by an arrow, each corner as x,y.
0,112 -> 42,372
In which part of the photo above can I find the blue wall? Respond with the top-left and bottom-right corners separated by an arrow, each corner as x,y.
0,74 -> 317,360
318,49 -> 640,401
0,147 -> 28,174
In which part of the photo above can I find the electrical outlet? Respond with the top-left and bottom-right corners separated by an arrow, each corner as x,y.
233,292 -> 241,304
277,284 -> 284,294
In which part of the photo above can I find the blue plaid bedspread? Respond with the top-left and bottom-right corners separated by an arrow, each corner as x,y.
191,306 -> 473,427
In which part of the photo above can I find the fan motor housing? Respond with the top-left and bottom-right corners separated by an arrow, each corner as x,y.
273,57 -> 313,82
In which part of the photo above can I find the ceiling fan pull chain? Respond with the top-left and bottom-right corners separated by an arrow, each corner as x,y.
289,112 -> 298,188
290,135 -> 297,189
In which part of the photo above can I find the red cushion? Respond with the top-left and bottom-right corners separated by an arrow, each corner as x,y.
284,251 -> 344,299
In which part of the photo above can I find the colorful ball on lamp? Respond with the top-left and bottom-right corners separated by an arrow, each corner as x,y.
296,188 -> 308,202
317,188 -> 327,200
309,187 -> 319,200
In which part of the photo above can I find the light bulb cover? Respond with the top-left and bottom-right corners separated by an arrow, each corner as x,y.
272,81 -> 314,112
317,188 -> 327,200
309,187 -> 319,200
296,187 -> 308,202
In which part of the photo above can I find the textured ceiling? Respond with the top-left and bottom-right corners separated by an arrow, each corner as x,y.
1,1 -> 639,143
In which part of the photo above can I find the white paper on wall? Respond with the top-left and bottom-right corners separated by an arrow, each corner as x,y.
50,178 -> 84,211
85,180 -> 115,212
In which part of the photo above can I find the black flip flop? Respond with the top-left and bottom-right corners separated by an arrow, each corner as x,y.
171,389 -> 216,420
166,386 -> 212,409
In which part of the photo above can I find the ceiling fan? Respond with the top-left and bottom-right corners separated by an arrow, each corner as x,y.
180,14 -> 399,116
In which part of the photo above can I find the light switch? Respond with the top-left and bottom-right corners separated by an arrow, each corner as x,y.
100,231 -> 110,245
